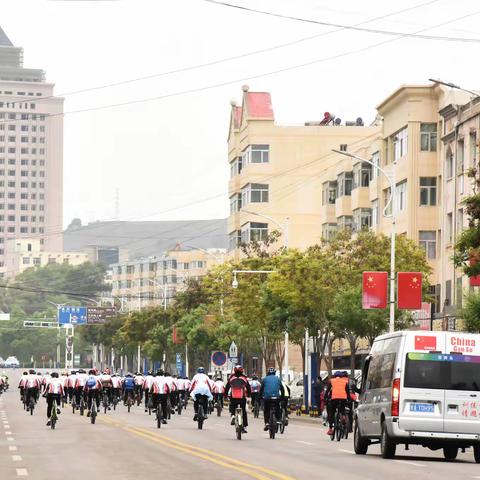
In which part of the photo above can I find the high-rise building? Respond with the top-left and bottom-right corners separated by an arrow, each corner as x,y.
0,26 -> 63,276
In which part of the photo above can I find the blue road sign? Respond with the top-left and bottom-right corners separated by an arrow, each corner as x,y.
212,351 -> 227,367
58,306 -> 87,325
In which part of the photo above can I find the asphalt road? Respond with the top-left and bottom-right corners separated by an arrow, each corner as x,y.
1,370 -> 480,480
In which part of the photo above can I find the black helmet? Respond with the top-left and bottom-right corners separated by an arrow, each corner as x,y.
156,369 -> 164,376
29,369 -> 35,374
267,367 -> 275,375
51,372 -> 59,378
197,367 -> 205,374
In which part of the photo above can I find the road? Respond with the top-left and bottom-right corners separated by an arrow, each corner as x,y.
1,371 -> 480,480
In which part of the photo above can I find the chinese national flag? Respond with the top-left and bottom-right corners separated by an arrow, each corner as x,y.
362,271 -> 388,309
397,272 -> 422,309
469,257 -> 480,286
415,335 -> 437,351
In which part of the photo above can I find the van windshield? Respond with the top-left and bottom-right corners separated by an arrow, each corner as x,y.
404,352 -> 480,391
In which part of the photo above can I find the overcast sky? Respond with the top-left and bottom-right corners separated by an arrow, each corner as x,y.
2,0 -> 479,226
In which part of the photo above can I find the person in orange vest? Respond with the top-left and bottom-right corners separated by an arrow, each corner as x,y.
325,371 -> 350,436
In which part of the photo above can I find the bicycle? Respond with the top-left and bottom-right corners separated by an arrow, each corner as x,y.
126,391 -> 134,413
90,399 -> 97,425
147,396 -> 153,416
279,402 -> 288,435
253,397 -> 261,419
234,405 -> 243,440
215,399 -> 222,417
331,406 -> 348,442
196,394 -> 208,430
135,389 -> 142,407
155,403 -> 162,429
50,404 -> 58,430
177,395 -> 183,415
268,398 -> 280,440
79,394 -> 86,416
112,392 -> 119,411
102,391 -> 110,414
29,396 -> 35,416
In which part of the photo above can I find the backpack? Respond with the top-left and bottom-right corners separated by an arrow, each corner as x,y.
86,376 -> 97,388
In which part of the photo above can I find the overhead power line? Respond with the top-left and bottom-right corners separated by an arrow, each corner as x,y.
201,0 -> 480,43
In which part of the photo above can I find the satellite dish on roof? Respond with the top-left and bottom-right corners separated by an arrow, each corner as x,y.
356,117 -> 364,126
334,118 -> 341,125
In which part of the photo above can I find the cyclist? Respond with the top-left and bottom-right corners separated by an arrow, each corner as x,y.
111,373 -> 123,404
151,369 -> 169,424
74,368 -> 88,409
67,371 -> 77,404
249,375 -> 261,413
143,371 -> 155,412
44,372 -> 64,427
18,371 -> 28,403
325,371 -> 350,436
225,365 -> 251,434
212,375 -> 225,409
280,378 -> 291,425
99,370 -> 113,409
122,372 -> 136,406
134,372 -> 144,404
24,369 -> 41,409
164,372 -> 176,414
189,367 -> 212,422
260,367 -> 284,432
176,374 -> 187,410
84,369 -> 102,417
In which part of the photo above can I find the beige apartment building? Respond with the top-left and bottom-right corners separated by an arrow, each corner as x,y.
111,247 -> 227,311
0,27 -> 64,277
4,238 -> 89,278
227,83 -> 476,336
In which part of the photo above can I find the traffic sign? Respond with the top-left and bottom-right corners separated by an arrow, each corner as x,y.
229,341 -> 238,358
86,307 -> 116,324
58,306 -> 87,325
0,313 -> 10,321
24,321 -> 58,328
211,351 -> 227,367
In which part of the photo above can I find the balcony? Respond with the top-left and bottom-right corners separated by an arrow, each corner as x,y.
335,195 -> 352,218
351,187 -> 370,210
319,203 -> 336,224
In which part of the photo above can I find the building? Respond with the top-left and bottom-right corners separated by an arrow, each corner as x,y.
4,238 -> 89,278
0,27 -> 64,275
111,247 -> 227,311
227,85 -> 378,257
63,218 -> 228,265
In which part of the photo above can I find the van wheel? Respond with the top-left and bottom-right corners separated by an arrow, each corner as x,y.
474,445 -> 480,463
443,446 -> 458,461
380,424 -> 396,459
354,421 -> 369,455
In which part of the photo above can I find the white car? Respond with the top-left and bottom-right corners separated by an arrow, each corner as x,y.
4,356 -> 19,368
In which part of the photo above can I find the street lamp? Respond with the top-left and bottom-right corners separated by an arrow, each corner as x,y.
332,148 -> 396,333
241,209 -> 290,249
148,279 -> 168,311
429,78 -> 479,98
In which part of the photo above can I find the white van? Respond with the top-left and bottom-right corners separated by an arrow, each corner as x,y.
354,330 -> 480,462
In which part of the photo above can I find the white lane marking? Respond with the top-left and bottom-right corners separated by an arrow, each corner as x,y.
296,440 -> 314,446
338,449 -> 355,454
12,455 -> 22,462
9,446 -> 18,452
4,424 -> 10,428
7,437 -> 14,441
5,431 -> 12,434
393,460 -> 426,468
16,469 -> 28,477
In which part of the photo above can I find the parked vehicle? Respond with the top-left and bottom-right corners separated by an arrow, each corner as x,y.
4,356 -> 20,368
354,330 -> 480,462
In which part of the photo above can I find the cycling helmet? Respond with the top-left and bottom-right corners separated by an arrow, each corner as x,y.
88,369 -> 96,375
78,369 -> 86,374
334,371 -> 343,377
148,371 -> 153,376
197,367 -> 205,374
267,367 -> 275,375
156,369 -> 164,376
126,372 -> 133,377
252,375 -> 258,380
51,372 -> 59,378
233,365 -> 244,374
341,371 -> 349,378
29,369 -> 35,374
22,371 -> 27,375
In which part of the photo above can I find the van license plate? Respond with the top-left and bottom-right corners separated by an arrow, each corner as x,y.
410,403 -> 434,413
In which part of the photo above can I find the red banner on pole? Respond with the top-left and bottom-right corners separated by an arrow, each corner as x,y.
469,258 -> 480,286
397,272 -> 422,310
172,325 -> 184,344
362,271 -> 388,309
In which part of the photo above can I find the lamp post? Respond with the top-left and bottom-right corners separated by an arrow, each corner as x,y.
332,148 -> 396,333
241,209 -> 290,249
149,279 -> 168,311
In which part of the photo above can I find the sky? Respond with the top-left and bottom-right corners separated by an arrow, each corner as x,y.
1,0 -> 480,227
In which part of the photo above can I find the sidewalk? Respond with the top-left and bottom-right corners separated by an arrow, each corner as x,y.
289,413 -> 325,426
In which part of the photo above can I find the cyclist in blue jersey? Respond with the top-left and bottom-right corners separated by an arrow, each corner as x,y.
122,373 -> 135,405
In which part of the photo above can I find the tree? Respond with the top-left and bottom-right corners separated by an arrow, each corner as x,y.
461,290 -> 480,332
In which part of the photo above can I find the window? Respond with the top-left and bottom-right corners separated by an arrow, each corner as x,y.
383,188 -> 392,216
393,127 -> 408,161
22,257 -> 30,265
337,215 -> 353,230
244,144 -> 269,164
395,181 -> 407,211
366,352 -> 397,390
419,231 -> 436,259
420,177 -> 437,206
371,199 -> 379,227
470,132 -> 477,167
322,181 -> 337,205
353,208 -> 372,231
230,156 -> 243,178
457,140 -> 465,173
241,183 -> 269,205
456,277 -> 463,310
457,208 -> 464,233
20,227 -> 28,234
420,123 -> 437,151
321,223 -> 337,241
229,230 -> 241,250
337,172 -> 353,197
240,222 -> 268,243
447,212 -> 453,244
352,162 -> 372,189
229,193 -> 242,214
446,147 -> 454,179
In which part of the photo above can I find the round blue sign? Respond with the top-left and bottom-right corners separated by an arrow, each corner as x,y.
212,351 -> 227,366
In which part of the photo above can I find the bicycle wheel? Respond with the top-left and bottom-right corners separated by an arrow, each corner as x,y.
127,397 -> 132,413
29,400 -> 34,416
156,407 -> 161,429
254,401 -> 260,419
216,402 -> 222,417
198,405 -> 204,430
91,406 -> 96,425
51,411 -> 57,430
80,399 -> 85,416
280,408 -> 286,434
269,409 -> 276,439
335,413 -> 342,442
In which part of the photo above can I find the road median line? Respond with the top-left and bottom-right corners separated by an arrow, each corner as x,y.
98,416 -> 295,480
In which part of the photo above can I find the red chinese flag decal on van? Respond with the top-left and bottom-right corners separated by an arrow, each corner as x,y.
397,272 -> 422,309
362,272 -> 388,309
415,335 -> 437,351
